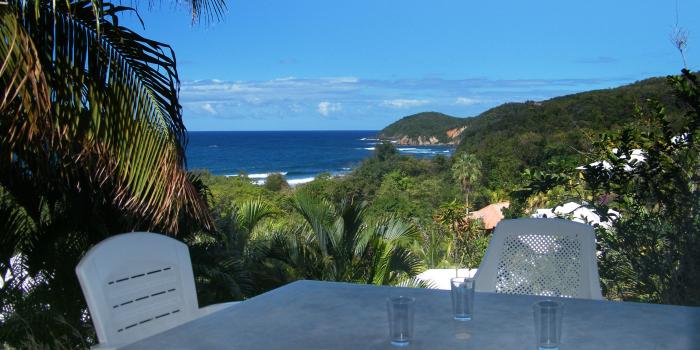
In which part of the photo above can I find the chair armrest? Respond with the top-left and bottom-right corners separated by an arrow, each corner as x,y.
197,301 -> 239,317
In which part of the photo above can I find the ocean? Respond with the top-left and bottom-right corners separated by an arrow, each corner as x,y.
186,131 -> 455,185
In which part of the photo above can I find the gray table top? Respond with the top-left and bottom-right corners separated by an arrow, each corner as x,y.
122,280 -> 700,350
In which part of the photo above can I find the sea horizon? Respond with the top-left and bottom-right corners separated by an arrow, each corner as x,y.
185,130 -> 455,186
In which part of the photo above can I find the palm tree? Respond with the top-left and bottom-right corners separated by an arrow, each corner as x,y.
0,1 -> 224,346
435,200 -> 467,277
451,152 -> 482,216
187,198 -> 274,306
262,193 -> 424,286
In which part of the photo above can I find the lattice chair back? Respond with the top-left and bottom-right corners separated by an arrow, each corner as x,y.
76,232 -> 201,348
474,218 -> 603,300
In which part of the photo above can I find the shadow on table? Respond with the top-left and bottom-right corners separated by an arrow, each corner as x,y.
366,321 -> 474,349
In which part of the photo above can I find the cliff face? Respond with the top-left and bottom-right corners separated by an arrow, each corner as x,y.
446,126 -> 466,139
387,125 -> 467,145
378,112 -> 466,146
395,135 -> 440,145
378,112 -> 468,146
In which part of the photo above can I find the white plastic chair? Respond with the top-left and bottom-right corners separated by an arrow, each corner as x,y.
474,218 -> 603,300
76,232 -> 237,349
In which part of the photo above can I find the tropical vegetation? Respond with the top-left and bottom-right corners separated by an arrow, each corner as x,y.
513,70 -> 700,306
1,0 -> 698,348
381,75 -> 691,191
0,0 -> 220,347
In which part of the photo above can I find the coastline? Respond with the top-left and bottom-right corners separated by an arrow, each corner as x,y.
376,135 -> 461,147
187,130 -> 455,188
225,171 -> 348,187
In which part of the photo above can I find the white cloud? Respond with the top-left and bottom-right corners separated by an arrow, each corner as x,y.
317,101 -> 342,116
455,97 -> 481,106
326,76 -> 359,84
178,76 -> 631,124
382,99 -> 430,108
201,103 -> 217,115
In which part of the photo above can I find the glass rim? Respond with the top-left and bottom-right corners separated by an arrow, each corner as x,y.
450,276 -> 475,282
387,296 -> 415,304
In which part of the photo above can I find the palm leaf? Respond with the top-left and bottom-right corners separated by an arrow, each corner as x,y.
0,186 -> 36,276
0,7 -> 51,153
237,199 -> 274,234
1,1 -> 212,232
293,192 -> 335,256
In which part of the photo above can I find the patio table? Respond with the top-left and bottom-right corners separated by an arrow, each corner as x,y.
122,280 -> 700,349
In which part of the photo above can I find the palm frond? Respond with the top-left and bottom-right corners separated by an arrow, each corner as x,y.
0,186 -> 36,275
237,199 -> 274,234
395,276 -> 434,289
293,192 -> 335,256
379,217 -> 420,242
1,1 -> 211,232
0,8 -> 50,149
190,0 -> 227,24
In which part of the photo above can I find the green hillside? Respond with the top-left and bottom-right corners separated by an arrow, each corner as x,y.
379,74 -> 689,189
378,112 -> 467,144
456,76 -> 684,188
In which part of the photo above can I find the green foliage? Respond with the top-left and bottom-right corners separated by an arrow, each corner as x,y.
367,171 -> 460,221
331,143 -> 458,206
0,1 -> 220,348
231,193 -> 426,288
1,2 -> 212,233
380,76 -> 689,193
291,193 -> 424,284
195,170 -> 290,210
414,221 -> 450,269
433,201 -> 489,270
582,70 -> 700,305
294,173 -> 337,201
456,77 -> 686,190
263,173 -> 290,192
516,70 -> 700,306
185,144 -> 480,301
379,76 -> 691,193
7,6 -> 693,346
374,141 -> 400,161
187,198 -> 275,305
451,153 -> 482,212
379,112 -> 467,144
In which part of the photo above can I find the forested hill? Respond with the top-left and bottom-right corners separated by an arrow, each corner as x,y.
456,75 -> 685,188
377,112 -> 468,145
378,74 -> 687,189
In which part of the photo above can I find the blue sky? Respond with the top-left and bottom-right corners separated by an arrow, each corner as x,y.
125,0 -> 700,131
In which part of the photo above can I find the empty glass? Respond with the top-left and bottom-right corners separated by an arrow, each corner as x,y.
533,300 -> 564,350
450,277 -> 475,321
386,296 -> 415,347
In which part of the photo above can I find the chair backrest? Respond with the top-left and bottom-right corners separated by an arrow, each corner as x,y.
76,232 -> 200,348
474,218 -> 603,300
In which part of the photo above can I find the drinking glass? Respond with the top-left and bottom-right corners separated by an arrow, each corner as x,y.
533,300 -> 564,350
386,296 -> 415,347
450,277 -> 475,321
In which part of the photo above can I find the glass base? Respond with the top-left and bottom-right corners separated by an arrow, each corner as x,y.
391,340 -> 410,347
538,346 -> 559,350
453,315 -> 472,321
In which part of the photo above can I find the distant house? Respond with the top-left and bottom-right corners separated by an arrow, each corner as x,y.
531,202 -> 619,229
469,202 -> 510,230
576,148 -> 645,172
